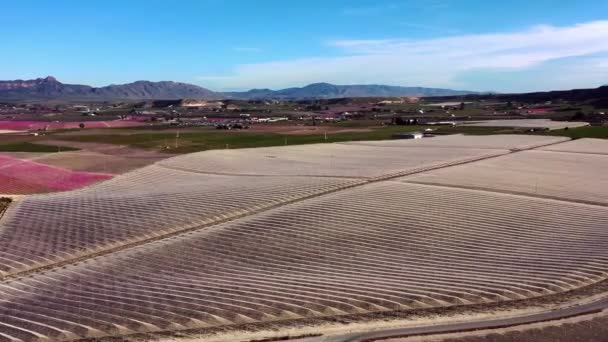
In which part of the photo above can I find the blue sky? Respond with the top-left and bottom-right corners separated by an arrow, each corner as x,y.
1,0 -> 607,92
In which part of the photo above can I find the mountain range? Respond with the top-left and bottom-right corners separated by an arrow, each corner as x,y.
223,83 -> 477,99
0,77 -> 218,101
0,77 -> 477,101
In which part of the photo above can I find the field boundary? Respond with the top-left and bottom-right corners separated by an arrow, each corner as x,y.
81,278 -> 608,342
360,310 -> 605,342
402,180 -> 608,208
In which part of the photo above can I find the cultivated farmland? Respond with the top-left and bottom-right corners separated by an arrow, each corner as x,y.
460,119 -> 590,130
0,135 -> 606,341
0,182 -> 607,341
0,155 -> 112,194
538,137 -> 608,155
0,167 -> 363,277
157,135 -> 567,179
403,141 -> 608,205
0,120 -> 146,131
340,134 -> 570,150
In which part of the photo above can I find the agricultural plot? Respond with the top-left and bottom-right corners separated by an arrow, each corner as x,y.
0,120 -> 146,131
402,150 -> 608,205
0,182 -> 606,341
0,155 -> 112,194
158,135 -> 571,179
0,134 -> 605,341
0,165 -> 363,277
158,144 -> 507,179
0,135 -> 566,275
460,119 -> 589,130
340,134 -> 569,150
28,151 -> 163,174
537,138 -> 608,155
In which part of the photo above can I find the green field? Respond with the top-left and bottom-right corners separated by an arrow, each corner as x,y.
51,125 -> 520,154
0,142 -> 79,153
55,126 -> 425,153
546,126 -> 608,139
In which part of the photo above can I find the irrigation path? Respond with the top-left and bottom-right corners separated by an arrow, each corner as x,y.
320,294 -> 608,341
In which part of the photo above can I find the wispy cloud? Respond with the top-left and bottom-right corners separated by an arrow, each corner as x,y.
197,21 -> 608,92
398,22 -> 461,35
342,4 -> 399,15
233,47 -> 262,53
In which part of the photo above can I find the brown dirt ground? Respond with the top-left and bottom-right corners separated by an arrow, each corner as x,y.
31,151 -> 165,174
0,139 -> 171,175
27,140 -> 173,173
38,139 -> 173,158
53,128 -> 205,136
0,134 -> 33,145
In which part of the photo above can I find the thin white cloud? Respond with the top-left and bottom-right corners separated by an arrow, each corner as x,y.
233,47 -> 262,53
342,4 -> 399,15
197,21 -> 608,91
398,22 -> 461,35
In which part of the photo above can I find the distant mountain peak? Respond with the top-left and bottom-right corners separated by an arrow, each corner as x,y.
0,77 -> 219,100
225,82 -> 478,99
305,82 -> 334,87
0,77 -> 478,100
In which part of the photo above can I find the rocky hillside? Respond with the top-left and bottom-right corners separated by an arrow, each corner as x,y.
0,77 -> 219,100
226,82 -> 477,99
0,77 -> 477,100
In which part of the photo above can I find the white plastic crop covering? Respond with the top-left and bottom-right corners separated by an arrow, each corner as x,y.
0,135 -> 549,277
158,144 -> 508,178
1,134 -> 606,341
340,134 -> 569,150
0,165 -> 363,276
403,150 -> 608,205
538,138 -> 608,155
0,182 -> 606,341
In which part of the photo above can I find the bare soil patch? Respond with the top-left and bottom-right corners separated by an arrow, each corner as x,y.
34,151 -> 164,173
38,139 -> 173,158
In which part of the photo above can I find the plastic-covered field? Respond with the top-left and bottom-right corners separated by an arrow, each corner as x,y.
538,138 -> 608,155
339,134 -> 569,150
0,135 -> 551,276
0,134 -> 606,341
0,182 -> 606,341
0,155 -> 112,194
402,149 -> 608,205
158,145 -> 510,179
157,135 -> 567,179
0,120 -> 146,131
0,165 -> 363,276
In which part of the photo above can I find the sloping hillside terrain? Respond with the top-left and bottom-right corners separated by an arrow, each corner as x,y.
0,77 -> 476,100
0,77 -> 219,100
